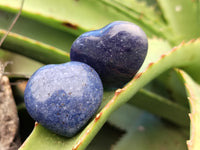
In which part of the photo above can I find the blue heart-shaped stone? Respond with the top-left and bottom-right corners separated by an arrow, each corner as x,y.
24,61 -> 103,137
70,21 -> 148,87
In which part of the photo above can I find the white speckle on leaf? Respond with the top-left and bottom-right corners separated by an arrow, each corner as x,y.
175,5 -> 182,12
138,125 -> 145,132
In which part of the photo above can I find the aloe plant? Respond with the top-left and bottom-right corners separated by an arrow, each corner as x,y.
0,0 -> 200,149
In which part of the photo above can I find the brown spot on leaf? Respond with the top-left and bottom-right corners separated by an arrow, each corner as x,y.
171,47 -> 178,52
35,122 -> 39,126
179,41 -> 185,46
134,72 -> 142,79
189,39 -> 196,43
72,128 -> 91,150
62,22 -> 78,30
73,141 -> 81,150
160,54 -> 166,59
95,112 -> 102,121
147,62 -> 154,68
115,89 -> 123,96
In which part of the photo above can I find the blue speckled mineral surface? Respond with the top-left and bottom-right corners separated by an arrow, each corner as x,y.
24,61 -> 103,137
70,21 -> 148,87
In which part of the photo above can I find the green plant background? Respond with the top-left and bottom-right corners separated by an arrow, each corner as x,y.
0,0 -> 200,150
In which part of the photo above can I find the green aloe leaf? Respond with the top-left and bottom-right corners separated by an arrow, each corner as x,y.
108,104 -> 188,150
0,9 -> 77,52
69,39 -> 200,150
19,38 -> 200,150
128,38 -> 189,126
19,123 -> 79,150
1,1 -> 200,149
0,9 -> 78,63
0,0 -> 172,39
0,0 -> 134,35
167,69 -> 189,107
97,0 -> 173,40
128,88 -> 189,127
109,0 -> 163,22
178,70 -> 200,150
0,0 -> 172,64
0,29 -> 69,64
157,0 -> 200,43
138,38 -> 171,72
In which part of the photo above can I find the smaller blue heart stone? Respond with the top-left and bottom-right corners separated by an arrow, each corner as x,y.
24,61 -> 103,137
70,21 -> 148,87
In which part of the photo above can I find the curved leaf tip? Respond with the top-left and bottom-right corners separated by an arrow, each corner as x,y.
177,70 -> 200,150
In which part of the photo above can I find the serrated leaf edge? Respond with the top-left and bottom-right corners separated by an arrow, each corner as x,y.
72,38 -> 200,150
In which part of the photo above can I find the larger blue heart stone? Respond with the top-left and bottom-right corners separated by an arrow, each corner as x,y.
70,21 -> 148,87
